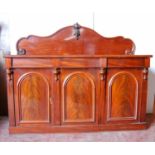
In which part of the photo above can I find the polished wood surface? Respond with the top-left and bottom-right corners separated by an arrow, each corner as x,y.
61,69 -> 99,124
5,24 -> 152,133
17,24 -> 135,55
17,72 -> 50,123
13,69 -> 53,126
106,69 -> 142,123
110,73 -> 137,118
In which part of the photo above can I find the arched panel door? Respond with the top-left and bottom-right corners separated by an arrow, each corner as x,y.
106,69 -> 142,123
61,69 -> 100,125
14,69 -> 52,125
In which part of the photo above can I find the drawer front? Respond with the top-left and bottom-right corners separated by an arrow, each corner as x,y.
12,58 -> 107,68
108,58 -> 145,68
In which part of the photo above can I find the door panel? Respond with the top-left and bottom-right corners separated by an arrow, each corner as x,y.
61,69 -> 100,125
14,69 -> 52,125
106,69 -> 142,123
19,73 -> 49,122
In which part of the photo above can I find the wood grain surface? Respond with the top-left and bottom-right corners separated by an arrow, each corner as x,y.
5,24 -> 152,133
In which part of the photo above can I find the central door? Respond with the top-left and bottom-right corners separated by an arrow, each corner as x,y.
60,68 -> 100,125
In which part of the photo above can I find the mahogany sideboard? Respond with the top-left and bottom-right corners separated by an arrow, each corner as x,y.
5,23 -> 152,133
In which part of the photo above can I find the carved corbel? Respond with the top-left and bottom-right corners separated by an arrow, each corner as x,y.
6,68 -> 14,81
143,68 -> 148,80
53,68 -> 60,81
100,68 -> 106,80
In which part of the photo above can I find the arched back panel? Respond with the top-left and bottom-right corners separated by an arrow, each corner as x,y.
17,23 -> 135,55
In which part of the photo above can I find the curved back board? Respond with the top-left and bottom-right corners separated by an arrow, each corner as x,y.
17,23 -> 135,55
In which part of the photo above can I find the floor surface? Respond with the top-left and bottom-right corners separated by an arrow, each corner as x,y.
0,117 -> 155,142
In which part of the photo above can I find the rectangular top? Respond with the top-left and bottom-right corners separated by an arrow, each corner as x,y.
5,54 -> 153,58
5,54 -> 152,68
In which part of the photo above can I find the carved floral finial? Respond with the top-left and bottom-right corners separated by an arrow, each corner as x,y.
73,23 -> 81,40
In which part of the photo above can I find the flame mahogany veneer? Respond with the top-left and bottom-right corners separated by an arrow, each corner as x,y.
5,24 -> 152,133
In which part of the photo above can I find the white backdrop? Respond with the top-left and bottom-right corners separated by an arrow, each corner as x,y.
0,0 -> 155,113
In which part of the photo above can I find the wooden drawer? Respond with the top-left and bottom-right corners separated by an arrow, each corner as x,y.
108,58 -> 145,68
12,58 -> 107,68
